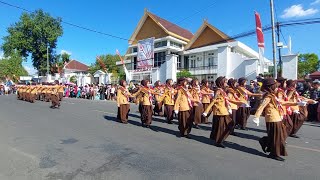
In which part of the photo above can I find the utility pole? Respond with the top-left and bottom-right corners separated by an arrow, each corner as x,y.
276,22 -> 282,77
47,45 -> 49,81
270,0 -> 277,78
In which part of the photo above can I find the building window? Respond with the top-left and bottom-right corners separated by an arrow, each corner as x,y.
132,47 -> 137,53
177,56 -> 181,68
154,51 -> 166,67
133,57 -> 137,70
208,57 -> 214,66
190,55 -> 196,68
170,41 -> 182,48
154,41 -> 167,48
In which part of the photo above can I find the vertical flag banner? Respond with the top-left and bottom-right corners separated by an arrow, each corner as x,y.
137,37 -> 154,69
255,11 -> 265,73
116,49 -> 131,82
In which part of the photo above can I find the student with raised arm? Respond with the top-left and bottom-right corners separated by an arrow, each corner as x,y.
253,78 -> 307,161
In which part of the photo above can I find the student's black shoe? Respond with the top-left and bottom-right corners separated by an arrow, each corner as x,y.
214,143 -> 226,148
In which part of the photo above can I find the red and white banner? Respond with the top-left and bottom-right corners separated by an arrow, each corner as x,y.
255,11 -> 265,73
137,38 -> 154,69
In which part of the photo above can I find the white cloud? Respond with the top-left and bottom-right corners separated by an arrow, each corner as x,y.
311,0 -> 320,5
23,65 -> 38,75
281,4 -> 318,18
60,50 -> 72,55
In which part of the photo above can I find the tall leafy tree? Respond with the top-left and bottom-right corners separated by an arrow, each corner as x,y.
1,9 -> 63,75
0,52 -> 28,81
298,53 -> 319,78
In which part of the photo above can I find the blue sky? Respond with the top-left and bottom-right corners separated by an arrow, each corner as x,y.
0,0 -> 320,74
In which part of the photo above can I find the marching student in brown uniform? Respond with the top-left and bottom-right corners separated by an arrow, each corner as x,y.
226,78 -> 241,135
285,80 -> 316,138
200,79 -> 215,124
134,80 -> 160,128
29,85 -> 37,103
174,78 -> 199,138
117,80 -> 134,124
58,84 -> 64,101
153,80 -> 164,116
45,85 -> 52,102
50,85 -> 60,108
253,78 -> 307,161
276,77 -> 293,139
236,77 -> 262,130
203,77 -> 244,148
25,85 -> 31,102
189,79 -> 203,129
160,79 -> 177,124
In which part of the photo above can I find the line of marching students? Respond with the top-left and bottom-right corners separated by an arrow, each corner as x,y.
16,82 -> 64,109
117,76 -> 318,161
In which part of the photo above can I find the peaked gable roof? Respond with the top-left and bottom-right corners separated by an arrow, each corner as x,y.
64,60 -> 89,72
185,21 -> 233,50
129,11 -> 193,44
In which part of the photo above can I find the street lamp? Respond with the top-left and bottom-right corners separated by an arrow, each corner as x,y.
47,44 -> 49,82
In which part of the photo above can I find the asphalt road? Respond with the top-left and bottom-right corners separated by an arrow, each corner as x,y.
0,95 -> 320,180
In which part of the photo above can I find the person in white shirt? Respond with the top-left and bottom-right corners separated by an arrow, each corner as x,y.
110,85 -> 116,100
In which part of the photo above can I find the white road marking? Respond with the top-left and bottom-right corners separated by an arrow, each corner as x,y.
9,147 -> 38,161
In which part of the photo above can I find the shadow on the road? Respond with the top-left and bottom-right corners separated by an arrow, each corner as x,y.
103,115 -> 142,127
103,114 -> 267,158
128,113 -> 179,125
234,131 -> 261,141
224,141 -> 267,158
246,127 -> 267,133
188,134 -> 267,158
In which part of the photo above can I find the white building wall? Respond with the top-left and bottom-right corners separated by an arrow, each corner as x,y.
165,54 -> 178,83
227,52 -> 246,79
243,59 -> 259,81
217,46 -> 229,77
282,54 -> 298,80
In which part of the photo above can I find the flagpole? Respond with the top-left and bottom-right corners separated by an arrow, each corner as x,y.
270,0 -> 277,78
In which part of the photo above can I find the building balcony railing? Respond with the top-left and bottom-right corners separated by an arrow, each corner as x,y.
178,65 -> 218,71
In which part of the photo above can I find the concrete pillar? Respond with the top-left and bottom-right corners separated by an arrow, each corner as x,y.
282,54 -> 298,80
165,54 -> 178,83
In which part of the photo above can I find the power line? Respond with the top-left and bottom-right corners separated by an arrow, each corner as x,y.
0,0 -> 130,41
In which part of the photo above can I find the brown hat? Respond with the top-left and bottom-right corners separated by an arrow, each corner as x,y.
276,77 -> 287,82
262,78 -> 276,87
238,77 -> 247,85
286,79 -> 296,88
215,76 -> 226,88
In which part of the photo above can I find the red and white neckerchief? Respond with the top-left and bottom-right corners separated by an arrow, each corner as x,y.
166,85 -> 175,101
271,94 -> 285,118
217,88 -> 231,111
278,88 -> 292,115
119,86 -> 130,101
194,85 -> 202,102
228,88 -> 240,101
237,87 -> 248,101
181,87 -> 193,108
285,88 -> 301,102
142,87 -> 153,104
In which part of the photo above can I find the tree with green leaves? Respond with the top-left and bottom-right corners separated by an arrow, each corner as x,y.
298,53 -> 319,78
1,9 -> 63,76
177,69 -> 192,78
0,52 -> 28,81
88,54 -> 123,78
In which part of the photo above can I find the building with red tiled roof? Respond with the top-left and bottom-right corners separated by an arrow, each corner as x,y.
309,71 -> 320,80
117,10 -> 271,83
64,60 -> 89,72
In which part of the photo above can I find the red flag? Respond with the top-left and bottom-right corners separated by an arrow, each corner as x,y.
255,12 -> 264,48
